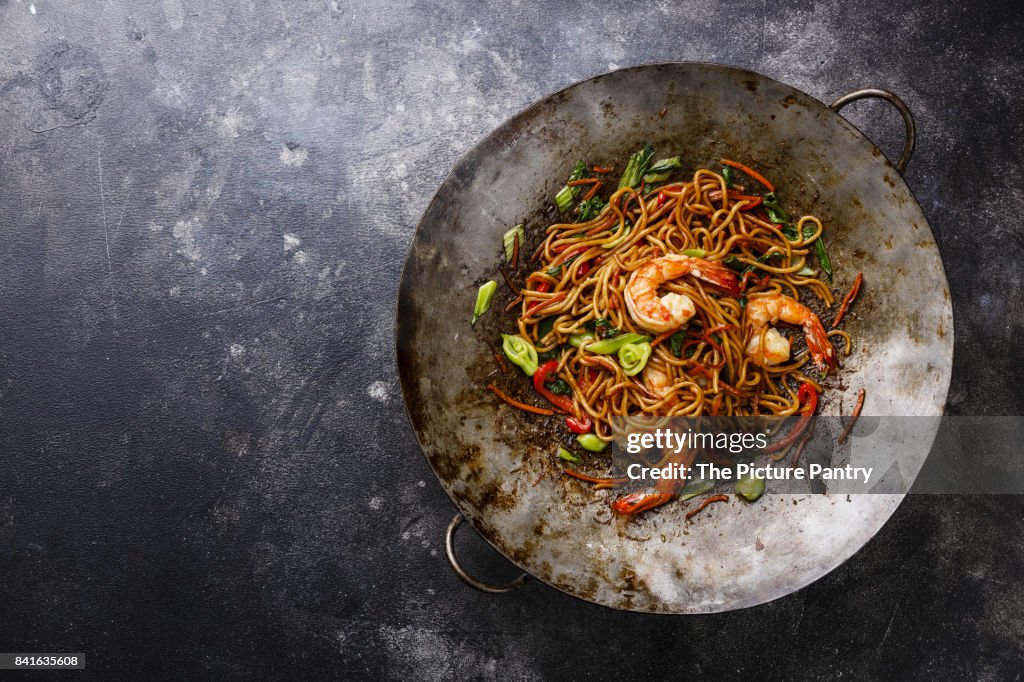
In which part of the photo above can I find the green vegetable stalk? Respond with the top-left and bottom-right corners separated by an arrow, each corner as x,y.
568,332 -> 594,348
501,334 -> 538,376
617,341 -> 652,376
502,224 -> 525,262
555,160 -> 588,213
584,332 -> 651,355
472,281 -> 497,326
681,248 -> 707,258
643,156 -> 682,183
618,143 -> 655,189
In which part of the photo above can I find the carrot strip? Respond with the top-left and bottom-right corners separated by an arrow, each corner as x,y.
511,232 -> 520,270
837,388 -> 866,444
686,494 -> 729,520
504,294 -> 523,312
582,181 -> 602,201
832,272 -> 864,328
567,178 -> 601,187
562,469 -> 628,485
524,291 -> 566,317
721,158 -> 775,192
486,384 -> 556,416
592,165 -> 612,173
498,265 -> 517,293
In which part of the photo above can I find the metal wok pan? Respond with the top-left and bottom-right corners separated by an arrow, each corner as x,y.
396,63 -> 953,613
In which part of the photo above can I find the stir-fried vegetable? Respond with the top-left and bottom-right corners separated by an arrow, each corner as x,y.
721,158 -> 775,192
735,473 -> 765,501
583,332 -> 651,355
669,330 -> 687,358
532,360 -> 592,434
545,378 -> 572,395
815,239 -> 833,282
501,334 -> 538,376
472,281 -> 497,326
555,160 -> 588,213
721,165 -> 733,187
576,197 -> 605,222
557,447 -> 581,463
762,192 -> 833,282
585,318 -> 618,338
681,248 -> 707,258
618,143 -> 655,189
643,156 -> 682,184
576,433 -> 608,452
617,341 -> 651,376
502,224 -> 525,262
568,332 -> 594,348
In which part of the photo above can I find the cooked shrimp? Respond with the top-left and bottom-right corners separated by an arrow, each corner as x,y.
744,327 -> 792,367
624,254 -> 741,333
744,294 -> 836,371
643,364 -> 678,409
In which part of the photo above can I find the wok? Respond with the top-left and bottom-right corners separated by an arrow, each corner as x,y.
396,63 -> 953,612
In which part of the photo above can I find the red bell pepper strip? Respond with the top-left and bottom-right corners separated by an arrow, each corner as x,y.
533,360 -> 592,433
565,414 -> 592,434
526,280 -> 552,314
533,361 -> 574,412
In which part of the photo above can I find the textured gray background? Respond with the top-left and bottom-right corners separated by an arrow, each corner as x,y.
0,1 -> 1021,679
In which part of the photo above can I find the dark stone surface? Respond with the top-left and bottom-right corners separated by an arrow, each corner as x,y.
0,1 -> 1020,678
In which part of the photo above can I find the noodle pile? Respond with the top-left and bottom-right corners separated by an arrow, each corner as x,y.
514,168 -> 851,440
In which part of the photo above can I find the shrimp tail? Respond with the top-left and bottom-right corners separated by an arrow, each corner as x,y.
692,260 -> 741,297
804,315 -> 837,371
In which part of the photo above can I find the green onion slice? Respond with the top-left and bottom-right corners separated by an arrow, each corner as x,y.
576,433 -> 608,452
472,281 -> 497,326
557,447 -> 581,463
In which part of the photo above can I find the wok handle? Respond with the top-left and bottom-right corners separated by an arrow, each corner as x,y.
444,513 -> 528,594
829,88 -> 915,173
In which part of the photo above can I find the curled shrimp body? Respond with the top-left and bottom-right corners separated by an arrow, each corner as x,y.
624,254 -> 741,333
643,364 -> 679,409
744,294 -> 836,371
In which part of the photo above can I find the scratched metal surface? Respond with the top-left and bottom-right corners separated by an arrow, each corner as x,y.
397,63 -> 952,613
0,0 -> 1021,678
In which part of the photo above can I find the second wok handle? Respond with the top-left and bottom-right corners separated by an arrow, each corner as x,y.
444,513 -> 528,594
829,88 -> 916,174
